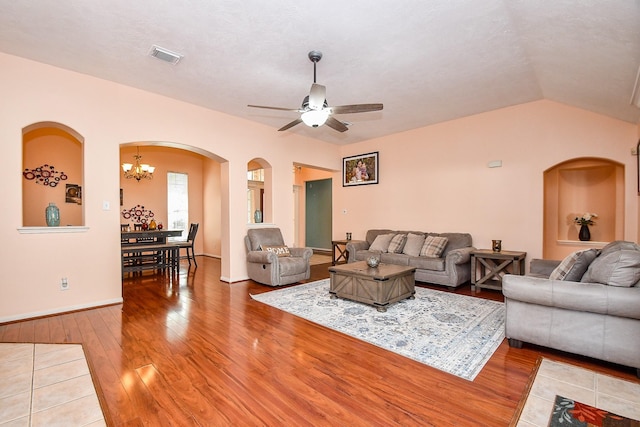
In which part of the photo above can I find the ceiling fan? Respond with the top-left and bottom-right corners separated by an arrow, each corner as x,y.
248,51 -> 383,132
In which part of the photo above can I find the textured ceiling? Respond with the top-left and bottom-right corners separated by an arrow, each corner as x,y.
1,1 -> 639,145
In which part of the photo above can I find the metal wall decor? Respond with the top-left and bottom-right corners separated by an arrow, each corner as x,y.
23,164 -> 68,187
121,204 -> 155,224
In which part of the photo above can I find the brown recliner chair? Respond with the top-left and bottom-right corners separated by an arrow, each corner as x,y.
244,228 -> 313,286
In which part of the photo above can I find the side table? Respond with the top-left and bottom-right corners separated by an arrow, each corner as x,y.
332,240 -> 350,265
471,249 -> 526,291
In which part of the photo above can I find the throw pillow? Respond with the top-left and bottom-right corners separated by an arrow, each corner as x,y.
260,245 -> 291,257
387,234 -> 407,254
369,233 -> 396,252
419,235 -> 449,258
582,249 -> 640,287
549,249 -> 598,281
402,233 -> 426,257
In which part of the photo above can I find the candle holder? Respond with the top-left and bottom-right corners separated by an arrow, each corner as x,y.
346,232 -> 352,240
492,240 -> 502,252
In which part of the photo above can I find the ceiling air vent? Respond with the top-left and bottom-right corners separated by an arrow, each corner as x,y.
149,45 -> 183,65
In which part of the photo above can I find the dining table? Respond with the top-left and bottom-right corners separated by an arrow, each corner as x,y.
121,229 -> 184,245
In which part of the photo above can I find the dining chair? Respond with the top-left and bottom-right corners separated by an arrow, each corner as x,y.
121,224 -> 130,232
177,223 -> 199,267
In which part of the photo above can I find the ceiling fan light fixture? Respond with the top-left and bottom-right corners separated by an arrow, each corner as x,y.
301,110 -> 329,127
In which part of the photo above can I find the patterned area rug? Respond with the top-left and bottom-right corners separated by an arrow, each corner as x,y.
512,358 -> 640,427
549,395 -> 640,426
251,279 -> 505,380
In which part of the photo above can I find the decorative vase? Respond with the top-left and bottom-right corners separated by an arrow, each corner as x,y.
149,219 -> 157,230
578,224 -> 591,241
45,202 -> 60,227
254,209 -> 263,223
157,222 -> 163,230
366,256 -> 380,268
141,222 -> 149,231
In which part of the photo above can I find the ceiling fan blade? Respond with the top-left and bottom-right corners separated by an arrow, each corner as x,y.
278,118 -> 303,131
330,103 -> 383,114
308,84 -> 326,110
325,116 -> 349,132
248,104 -> 300,112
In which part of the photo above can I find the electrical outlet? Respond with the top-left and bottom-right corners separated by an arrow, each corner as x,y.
60,277 -> 69,291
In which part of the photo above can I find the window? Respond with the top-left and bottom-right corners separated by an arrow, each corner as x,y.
167,172 -> 188,241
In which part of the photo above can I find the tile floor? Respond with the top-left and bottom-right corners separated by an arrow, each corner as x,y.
0,343 -> 105,427
516,358 -> 640,426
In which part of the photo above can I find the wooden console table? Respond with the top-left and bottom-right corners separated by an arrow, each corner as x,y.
471,249 -> 526,291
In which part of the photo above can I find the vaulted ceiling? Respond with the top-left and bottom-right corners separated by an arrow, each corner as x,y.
1,1 -> 639,145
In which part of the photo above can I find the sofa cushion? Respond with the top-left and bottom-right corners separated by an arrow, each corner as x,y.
420,236 -> 448,258
387,234 -> 407,254
369,233 -> 396,252
260,245 -> 291,257
409,256 -> 446,271
402,233 -> 426,257
599,240 -> 640,257
381,253 -> 411,265
549,249 -> 598,281
365,229 -> 394,246
582,249 -> 640,287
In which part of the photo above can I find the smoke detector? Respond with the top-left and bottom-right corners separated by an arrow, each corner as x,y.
149,45 -> 183,65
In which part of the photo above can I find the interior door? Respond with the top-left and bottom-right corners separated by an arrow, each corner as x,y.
305,178 -> 332,250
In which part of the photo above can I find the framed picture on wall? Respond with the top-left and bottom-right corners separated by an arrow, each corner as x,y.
637,139 -> 640,195
343,152 -> 379,186
65,184 -> 82,205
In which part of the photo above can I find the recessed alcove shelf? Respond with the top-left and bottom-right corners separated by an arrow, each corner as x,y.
17,226 -> 89,234
544,157 -> 623,259
556,240 -> 608,248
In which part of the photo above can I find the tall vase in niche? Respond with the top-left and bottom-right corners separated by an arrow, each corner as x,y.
45,203 -> 60,227
578,224 -> 591,241
254,209 -> 263,223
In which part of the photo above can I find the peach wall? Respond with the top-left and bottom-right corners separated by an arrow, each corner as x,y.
334,100 -> 638,265
0,52 -> 339,321
2,49 -> 638,322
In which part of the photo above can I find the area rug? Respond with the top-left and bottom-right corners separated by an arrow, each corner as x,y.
511,358 -> 640,427
250,279 -> 505,380
549,395 -> 640,426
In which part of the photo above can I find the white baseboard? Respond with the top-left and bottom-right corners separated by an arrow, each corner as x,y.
0,298 -> 123,324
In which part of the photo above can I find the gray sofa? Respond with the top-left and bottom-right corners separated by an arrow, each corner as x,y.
503,241 -> 640,376
345,229 -> 474,289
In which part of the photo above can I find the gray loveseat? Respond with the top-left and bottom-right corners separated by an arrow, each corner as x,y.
503,241 -> 640,375
345,229 -> 474,289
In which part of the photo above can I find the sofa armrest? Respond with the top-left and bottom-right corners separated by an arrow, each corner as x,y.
502,274 -> 640,320
246,250 -> 278,264
346,240 -> 369,262
289,247 -> 313,260
445,246 -> 474,266
529,259 -> 560,278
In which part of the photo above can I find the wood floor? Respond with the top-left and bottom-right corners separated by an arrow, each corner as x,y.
1,257 -> 637,426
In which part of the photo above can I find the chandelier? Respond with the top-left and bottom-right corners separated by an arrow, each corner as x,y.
122,148 -> 155,181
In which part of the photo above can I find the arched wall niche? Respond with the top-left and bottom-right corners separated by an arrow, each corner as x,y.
247,158 -> 272,224
543,157 -> 624,259
22,122 -> 84,226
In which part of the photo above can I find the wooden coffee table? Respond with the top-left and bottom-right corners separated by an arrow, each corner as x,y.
328,261 -> 416,312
